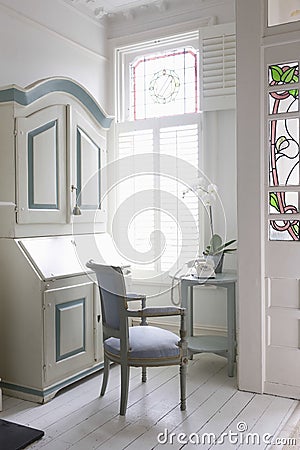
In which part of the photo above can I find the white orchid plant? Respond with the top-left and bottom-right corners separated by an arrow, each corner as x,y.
183,178 -> 236,257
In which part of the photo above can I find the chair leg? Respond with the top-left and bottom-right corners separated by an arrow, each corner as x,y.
100,354 -> 110,397
180,361 -> 187,411
120,364 -> 130,416
142,366 -> 147,383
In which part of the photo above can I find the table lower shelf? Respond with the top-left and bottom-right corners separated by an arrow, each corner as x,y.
187,335 -> 228,355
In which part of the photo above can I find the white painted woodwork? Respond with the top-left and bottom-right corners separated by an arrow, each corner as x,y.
0,82 -> 110,238
237,0 -> 300,399
200,22 -> 236,111
44,283 -> 95,385
16,105 -> 67,224
0,232 -> 132,402
236,0 -> 265,395
19,236 -> 84,279
15,101 -> 107,227
0,238 -> 100,403
70,105 -> 107,225
33,127 -> 57,205
264,40 -> 300,399
0,355 -> 297,450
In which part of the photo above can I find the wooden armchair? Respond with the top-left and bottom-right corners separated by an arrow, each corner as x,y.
86,261 -> 188,415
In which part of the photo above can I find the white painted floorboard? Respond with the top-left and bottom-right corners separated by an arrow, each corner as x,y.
0,354 -> 298,450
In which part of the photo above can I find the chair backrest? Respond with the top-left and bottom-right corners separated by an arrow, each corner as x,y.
86,261 -> 126,332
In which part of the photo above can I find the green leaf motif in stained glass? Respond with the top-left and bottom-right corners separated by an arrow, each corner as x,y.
281,67 -> 297,84
289,89 -> 299,98
293,223 -> 299,236
269,192 -> 280,212
269,64 -> 298,85
270,65 -> 283,82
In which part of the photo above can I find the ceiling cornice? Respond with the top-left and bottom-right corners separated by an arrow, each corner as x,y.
62,0 -> 209,22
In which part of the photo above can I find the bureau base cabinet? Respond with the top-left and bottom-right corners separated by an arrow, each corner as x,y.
0,238 -> 104,403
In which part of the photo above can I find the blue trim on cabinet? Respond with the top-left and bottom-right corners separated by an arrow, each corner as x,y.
0,362 -> 104,400
55,298 -> 86,362
76,126 -> 101,210
28,120 -> 59,209
0,78 -> 113,129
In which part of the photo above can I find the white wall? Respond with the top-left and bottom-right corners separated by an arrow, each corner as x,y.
107,0 -> 237,335
0,0 -> 109,110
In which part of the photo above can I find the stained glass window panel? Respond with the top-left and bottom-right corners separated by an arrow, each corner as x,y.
269,220 -> 300,241
269,91 -> 298,114
268,62 -> 299,86
269,191 -> 299,214
130,48 -> 198,120
269,118 -> 299,186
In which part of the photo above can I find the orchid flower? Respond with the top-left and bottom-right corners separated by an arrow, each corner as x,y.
182,178 -> 218,236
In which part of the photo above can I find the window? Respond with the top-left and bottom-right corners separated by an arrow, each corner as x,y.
267,60 -> 300,240
268,0 -> 300,27
130,47 -> 198,120
113,32 -> 201,279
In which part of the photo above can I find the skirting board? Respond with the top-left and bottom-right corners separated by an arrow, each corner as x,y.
131,318 -> 227,336
264,382 -> 300,401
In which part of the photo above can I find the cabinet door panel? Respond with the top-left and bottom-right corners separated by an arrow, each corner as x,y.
71,107 -> 106,223
43,282 -> 95,385
77,127 -> 101,209
16,105 -> 66,224
30,123 -> 58,207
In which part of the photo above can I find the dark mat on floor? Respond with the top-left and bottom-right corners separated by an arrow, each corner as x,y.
0,419 -> 44,450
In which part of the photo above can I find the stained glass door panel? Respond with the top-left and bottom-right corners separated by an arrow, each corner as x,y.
268,60 -> 300,241
265,43 -> 300,398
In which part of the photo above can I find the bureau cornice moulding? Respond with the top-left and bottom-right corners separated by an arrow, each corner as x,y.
0,77 -> 114,130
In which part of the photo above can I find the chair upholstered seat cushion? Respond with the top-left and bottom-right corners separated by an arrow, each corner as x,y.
104,326 -> 180,359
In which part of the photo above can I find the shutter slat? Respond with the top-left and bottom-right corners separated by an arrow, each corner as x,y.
200,23 -> 236,111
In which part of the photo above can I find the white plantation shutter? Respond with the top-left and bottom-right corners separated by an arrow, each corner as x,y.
200,23 -> 236,111
117,130 -> 155,271
116,119 -> 200,275
160,124 -> 199,271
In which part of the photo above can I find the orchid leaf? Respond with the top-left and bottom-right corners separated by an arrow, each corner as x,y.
203,235 -> 236,255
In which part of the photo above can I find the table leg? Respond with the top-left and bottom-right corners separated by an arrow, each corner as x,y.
227,282 -> 236,377
190,286 -> 194,337
180,281 -> 190,336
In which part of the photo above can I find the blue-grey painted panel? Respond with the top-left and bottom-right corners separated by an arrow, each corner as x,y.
0,79 -> 113,129
55,298 -> 86,362
77,127 -> 101,210
28,120 -> 59,210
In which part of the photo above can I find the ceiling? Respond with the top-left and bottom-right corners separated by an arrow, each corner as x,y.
63,0 -> 168,20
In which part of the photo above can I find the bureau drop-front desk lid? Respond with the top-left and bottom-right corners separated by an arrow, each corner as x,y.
18,233 -> 129,281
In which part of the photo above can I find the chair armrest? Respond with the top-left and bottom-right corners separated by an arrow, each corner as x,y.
126,293 -> 146,302
127,306 -> 185,318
